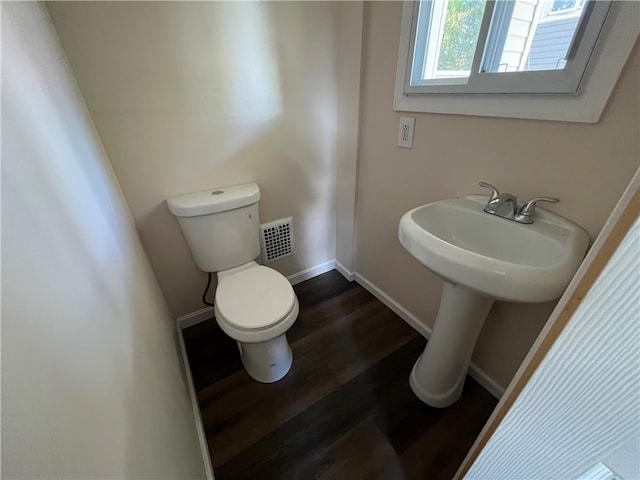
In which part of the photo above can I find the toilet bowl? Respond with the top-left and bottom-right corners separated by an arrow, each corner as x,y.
166,182 -> 299,383
214,261 -> 298,383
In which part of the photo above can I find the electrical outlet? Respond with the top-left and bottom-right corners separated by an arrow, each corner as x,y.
398,117 -> 415,148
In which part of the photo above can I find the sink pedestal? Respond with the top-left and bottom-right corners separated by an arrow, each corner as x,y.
410,281 -> 494,408
400,195 -> 589,407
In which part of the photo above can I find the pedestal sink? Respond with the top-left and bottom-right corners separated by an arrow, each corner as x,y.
398,195 -> 589,407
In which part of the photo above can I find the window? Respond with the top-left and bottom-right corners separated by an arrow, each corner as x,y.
394,0 -> 640,122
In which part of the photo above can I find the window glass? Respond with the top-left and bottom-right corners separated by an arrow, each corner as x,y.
482,0 -> 588,73
394,0 -> 640,122
413,0 -> 486,82
407,0 -> 610,93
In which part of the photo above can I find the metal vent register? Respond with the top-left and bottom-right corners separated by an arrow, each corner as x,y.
260,217 -> 295,262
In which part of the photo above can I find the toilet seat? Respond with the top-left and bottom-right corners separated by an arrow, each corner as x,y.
215,265 -> 296,331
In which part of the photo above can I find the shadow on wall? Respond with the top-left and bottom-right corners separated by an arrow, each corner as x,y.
120,2 -> 338,317
139,124 -> 321,316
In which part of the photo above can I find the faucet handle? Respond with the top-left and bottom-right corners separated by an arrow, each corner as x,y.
518,196 -> 560,220
478,182 -> 500,201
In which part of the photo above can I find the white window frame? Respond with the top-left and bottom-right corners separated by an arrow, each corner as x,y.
407,0 -> 611,94
394,0 -> 640,123
542,0 -> 586,18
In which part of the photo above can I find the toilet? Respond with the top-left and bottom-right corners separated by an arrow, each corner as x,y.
167,183 -> 299,383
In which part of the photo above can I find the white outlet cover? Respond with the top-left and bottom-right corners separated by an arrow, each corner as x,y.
398,117 -> 415,148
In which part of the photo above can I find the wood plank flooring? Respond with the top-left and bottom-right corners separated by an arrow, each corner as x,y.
182,270 -> 497,480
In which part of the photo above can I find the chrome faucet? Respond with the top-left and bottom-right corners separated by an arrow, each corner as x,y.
479,182 -> 559,224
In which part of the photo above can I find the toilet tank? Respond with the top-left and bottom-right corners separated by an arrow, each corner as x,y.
166,183 -> 261,272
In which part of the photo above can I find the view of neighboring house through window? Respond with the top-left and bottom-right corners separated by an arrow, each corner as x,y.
494,0 -> 587,72
395,0 -> 639,121
407,0 -> 609,93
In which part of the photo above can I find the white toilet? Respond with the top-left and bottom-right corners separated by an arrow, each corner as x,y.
167,183 -> 299,383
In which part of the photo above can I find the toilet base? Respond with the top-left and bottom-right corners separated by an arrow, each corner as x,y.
238,333 -> 293,383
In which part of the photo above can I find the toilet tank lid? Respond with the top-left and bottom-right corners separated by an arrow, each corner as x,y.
166,183 -> 260,217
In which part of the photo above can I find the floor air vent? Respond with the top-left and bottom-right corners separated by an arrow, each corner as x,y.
260,217 -> 294,262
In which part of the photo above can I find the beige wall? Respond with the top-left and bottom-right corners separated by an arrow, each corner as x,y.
1,3 -> 205,477
356,2 -> 639,388
48,1 -> 340,318
45,0 -> 638,392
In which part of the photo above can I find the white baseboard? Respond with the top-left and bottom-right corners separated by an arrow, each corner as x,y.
466,362 -> 505,400
335,261 -> 355,281
354,273 -> 431,338
176,326 -> 215,480
354,272 -> 505,400
286,259 -> 336,285
177,306 -> 214,330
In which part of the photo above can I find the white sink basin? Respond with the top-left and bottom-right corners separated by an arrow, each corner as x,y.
398,195 -> 589,408
399,195 -> 590,303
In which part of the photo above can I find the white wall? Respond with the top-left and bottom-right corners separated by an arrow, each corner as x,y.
1,3 -> 206,478
355,1 -> 639,390
47,1 -> 341,318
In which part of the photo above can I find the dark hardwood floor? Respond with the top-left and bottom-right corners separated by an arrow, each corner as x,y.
182,270 -> 497,480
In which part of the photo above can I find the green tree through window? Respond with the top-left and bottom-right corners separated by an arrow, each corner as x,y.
437,0 -> 485,71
